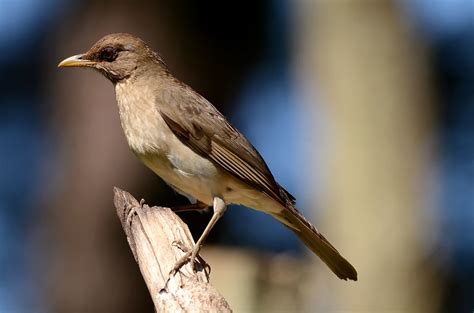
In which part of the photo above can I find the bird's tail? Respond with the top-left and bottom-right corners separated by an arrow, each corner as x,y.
272,205 -> 358,281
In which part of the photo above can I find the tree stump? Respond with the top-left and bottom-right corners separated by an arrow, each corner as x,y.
113,187 -> 231,312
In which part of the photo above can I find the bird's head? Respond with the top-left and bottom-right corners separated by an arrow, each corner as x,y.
58,33 -> 167,83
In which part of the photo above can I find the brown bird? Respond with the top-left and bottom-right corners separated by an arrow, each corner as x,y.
58,33 -> 357,281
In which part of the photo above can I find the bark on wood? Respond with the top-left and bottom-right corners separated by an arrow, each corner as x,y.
113,187 -> 232,312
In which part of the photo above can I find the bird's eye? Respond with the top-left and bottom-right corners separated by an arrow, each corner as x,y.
99,47 -> 117,62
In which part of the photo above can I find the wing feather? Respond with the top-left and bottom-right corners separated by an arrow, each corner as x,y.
158,81 -> 295,206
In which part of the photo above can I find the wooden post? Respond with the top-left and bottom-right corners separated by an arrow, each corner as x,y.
113,187 -> 232,312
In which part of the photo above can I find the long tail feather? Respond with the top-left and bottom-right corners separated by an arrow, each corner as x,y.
273,206 -> 357,281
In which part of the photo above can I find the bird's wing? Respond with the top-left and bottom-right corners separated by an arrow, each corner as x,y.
157,81 -> 358,281
157,81 -> 294,206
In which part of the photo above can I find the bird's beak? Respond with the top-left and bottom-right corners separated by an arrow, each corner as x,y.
58,54 -> 96,68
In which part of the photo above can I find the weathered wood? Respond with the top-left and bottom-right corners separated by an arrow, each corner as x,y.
113,187 -> 232,312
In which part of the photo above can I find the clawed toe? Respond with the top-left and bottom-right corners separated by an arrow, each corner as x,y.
167,245 -> 210,280
125,205 -> 137,226
171,240 -> 186,252
169,251 -> 193,277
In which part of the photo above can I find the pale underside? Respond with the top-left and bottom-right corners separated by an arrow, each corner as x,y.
114,79 -> 284,215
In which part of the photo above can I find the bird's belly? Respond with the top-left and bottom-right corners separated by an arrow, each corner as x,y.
139,148 -> 283,214
138,148 -> 222,206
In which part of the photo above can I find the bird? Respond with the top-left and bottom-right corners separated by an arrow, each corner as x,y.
58,33 -> 357,281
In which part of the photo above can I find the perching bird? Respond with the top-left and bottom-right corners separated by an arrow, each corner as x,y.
58,33 -> 357,281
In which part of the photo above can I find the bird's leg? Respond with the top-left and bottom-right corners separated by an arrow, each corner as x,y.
169,197 -> 226,276
171,201 -> 210,214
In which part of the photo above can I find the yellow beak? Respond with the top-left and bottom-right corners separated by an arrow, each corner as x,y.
58,54 -> 96,68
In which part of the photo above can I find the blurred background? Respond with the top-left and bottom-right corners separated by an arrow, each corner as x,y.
0,0 -> 473,312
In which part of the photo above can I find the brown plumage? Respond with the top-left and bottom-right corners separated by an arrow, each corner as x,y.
58,33 -> 357,281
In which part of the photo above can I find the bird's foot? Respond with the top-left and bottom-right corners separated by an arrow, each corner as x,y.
168,241 -> 210,279
125,204 -> 137,226
125,199 -> 144,226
